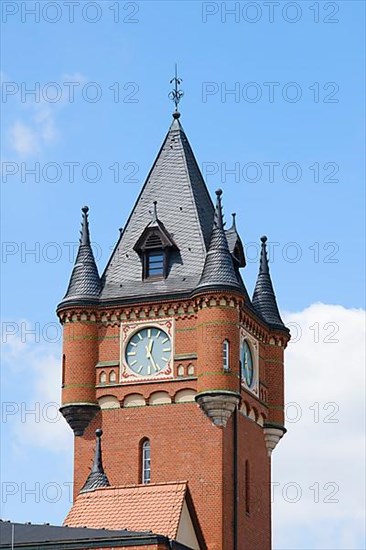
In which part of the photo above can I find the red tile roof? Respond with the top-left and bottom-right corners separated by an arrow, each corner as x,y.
64,482 -> 188,540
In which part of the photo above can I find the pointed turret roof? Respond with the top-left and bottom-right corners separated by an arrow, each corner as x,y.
58,207 -> 101,308
194,189 -> 242,294
80,429 -> 110,493
252,236 -> 286,330
100,114 -> 215,302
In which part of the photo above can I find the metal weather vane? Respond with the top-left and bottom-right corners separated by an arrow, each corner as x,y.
169,64 -> 184,112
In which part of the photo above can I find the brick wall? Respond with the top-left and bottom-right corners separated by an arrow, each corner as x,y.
60,294 -> 287,550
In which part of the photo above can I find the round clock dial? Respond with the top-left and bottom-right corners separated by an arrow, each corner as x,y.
241,340 -> 254,387
125,327 -> 172,376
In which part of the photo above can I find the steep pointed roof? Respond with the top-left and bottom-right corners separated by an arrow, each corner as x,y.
194,189 -> 242,294
80,429 -> 110,494
252,236 -> 286,330
58,206 -> 101,308
100,114 -> 215,302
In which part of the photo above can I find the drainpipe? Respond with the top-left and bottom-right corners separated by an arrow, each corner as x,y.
233,406 -> 238,550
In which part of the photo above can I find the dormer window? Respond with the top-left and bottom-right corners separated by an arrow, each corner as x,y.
146,249 -> 164,278
133,202 -> 178,282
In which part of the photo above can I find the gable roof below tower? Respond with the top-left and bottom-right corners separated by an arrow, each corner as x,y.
64,481 -> 205,550
100,116 -> 215,304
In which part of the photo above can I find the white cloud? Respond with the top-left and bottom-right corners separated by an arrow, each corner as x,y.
5,71 -> 87,157
9,121 -> 40,155
1,325 -> 72,453
273,303 -> 365,549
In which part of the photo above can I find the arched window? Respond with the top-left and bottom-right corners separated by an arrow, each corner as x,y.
141,439 -> 151,484
223,339 -> 230,371
245,460 -> 250,515
109,370 -> 116,383
99,371 -> 107,384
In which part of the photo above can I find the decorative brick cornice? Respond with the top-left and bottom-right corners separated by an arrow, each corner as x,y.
58,292 -> 246,326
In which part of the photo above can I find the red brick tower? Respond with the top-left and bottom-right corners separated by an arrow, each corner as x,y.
57,110 -> 290,550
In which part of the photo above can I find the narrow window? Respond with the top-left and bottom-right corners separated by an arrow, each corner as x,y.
142,439 -> 151,484
223,339 -> 230,371
109,370 -> 116,383
146,249 -> 164,278
99,371 -> 107,384
245,460 -> 250,515
62,354 -> 66,386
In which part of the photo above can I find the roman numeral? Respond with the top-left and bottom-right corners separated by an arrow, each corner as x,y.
163,348 -> 171,353
148,328 -> 151,337
138,333 -> 143,340
162,357 -> 168,362
162,337 -> 169,344
127,351 -> 136,356
130,342 -> 137,347
156,330 -> 161,338
130,360 -> 137,366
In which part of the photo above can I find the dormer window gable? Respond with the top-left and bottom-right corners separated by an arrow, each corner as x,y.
226,213 -> 246,268
133,202 -> 178,281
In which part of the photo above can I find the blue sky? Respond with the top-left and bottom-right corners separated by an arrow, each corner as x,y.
1,2 -> 365,549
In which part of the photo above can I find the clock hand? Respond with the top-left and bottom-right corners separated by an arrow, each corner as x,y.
145,345 -> 159,372
148,339 -> 154,354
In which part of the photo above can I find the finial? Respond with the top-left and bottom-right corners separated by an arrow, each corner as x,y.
92,428 -> 104,472
231,213 -> 237,230
214,189 -> 224,230
169,63 -> 184,113
259,235 -> 269,274
80,205 -> 90,246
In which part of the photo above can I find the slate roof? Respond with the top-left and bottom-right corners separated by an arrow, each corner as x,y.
65,482 -> 190,540
100,114 -> 215,303
252,236 -> 286,330
0,521 -> 150,548
194,190 -> 242,294
59,206 -> 101,307
80,429 -> 110,493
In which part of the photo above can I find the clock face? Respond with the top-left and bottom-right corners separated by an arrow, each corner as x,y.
241,340 -> 254,387
125,327 -> 172,377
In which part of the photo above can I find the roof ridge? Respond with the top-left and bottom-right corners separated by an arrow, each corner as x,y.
177,126 -> 209,257
78,480 -> 188,494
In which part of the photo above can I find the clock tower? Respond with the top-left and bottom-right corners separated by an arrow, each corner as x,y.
57,109 -> 289,550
